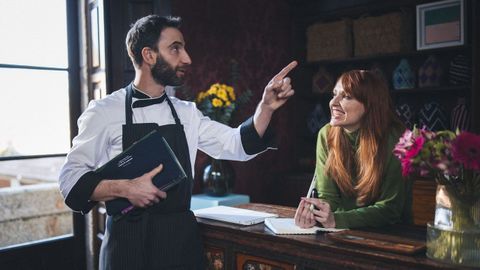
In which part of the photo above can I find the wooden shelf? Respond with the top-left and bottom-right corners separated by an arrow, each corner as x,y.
305,45 -> 470,67
297,85 -> 469,100
390,85 -> 470,95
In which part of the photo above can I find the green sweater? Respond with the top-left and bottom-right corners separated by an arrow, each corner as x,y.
315,124 -> 412,229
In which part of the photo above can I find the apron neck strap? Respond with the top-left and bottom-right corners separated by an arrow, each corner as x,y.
125,83 -> 134,126
165,95 -> 181,125
125,83 -> 182,126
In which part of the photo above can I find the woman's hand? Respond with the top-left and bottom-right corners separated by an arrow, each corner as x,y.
294,198 -> 317,228
302,197 -> 336,228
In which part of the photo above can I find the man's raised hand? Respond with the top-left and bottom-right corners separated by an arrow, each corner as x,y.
261,60 -> 297,111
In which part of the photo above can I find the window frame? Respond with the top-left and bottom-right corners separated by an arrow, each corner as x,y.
0,0 -> 78,160
0,0 -> 85,268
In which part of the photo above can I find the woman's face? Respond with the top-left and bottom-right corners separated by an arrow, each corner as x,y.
329,80 -> 366,132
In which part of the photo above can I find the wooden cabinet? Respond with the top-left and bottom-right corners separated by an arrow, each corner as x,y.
205,245 -> 226,270
197,204 -> 476,270
411,179 -> 436,225
236,254 -> 294,270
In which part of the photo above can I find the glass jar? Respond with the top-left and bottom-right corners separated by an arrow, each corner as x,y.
426,185 -> 480,267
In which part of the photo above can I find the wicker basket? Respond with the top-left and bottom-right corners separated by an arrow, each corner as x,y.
353,12 -> 413,56
306,19 -> 352,62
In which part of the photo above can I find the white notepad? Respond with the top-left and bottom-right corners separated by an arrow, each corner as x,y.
264,218 -> 345,234
193,206 -> 278,225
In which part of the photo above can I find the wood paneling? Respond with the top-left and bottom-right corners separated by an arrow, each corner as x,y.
412,179 -> 436,226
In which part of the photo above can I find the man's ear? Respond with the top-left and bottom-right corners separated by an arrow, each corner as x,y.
141,47 -> 156,66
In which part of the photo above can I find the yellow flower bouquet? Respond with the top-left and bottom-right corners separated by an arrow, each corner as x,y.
196,83 -> 251,125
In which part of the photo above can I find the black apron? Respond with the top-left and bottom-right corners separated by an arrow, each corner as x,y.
99,84 -> 204,270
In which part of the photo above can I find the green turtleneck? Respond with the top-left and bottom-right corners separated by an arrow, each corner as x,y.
315,124 -> 412,229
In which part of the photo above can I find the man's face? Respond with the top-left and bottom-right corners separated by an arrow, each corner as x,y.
151,27 -> 191,86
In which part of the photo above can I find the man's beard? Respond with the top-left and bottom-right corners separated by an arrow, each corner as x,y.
151,55 -> 185,86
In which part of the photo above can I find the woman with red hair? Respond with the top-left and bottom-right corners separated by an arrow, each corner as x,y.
295,70 -> 411,229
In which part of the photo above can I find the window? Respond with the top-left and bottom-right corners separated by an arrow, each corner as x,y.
0,0 -> 70,157
0,0 -> 73,249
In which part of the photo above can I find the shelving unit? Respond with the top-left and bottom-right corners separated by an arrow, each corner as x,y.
273,0 -> 479,216
289,0 -> 479,170
305,45 -> 469,67
391,85 -> 469,95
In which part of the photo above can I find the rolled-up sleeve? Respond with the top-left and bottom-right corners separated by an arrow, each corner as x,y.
196,109 -> 275,161
239,116 -> 276,154
59,101 -> 110,213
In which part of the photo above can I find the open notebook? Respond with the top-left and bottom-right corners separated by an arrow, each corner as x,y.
193,206 -> 278,225
265,218 -> 345,235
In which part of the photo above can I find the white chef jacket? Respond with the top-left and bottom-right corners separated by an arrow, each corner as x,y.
59,87 -> 273,212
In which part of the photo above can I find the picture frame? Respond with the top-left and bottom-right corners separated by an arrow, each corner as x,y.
416,0 -> 464,50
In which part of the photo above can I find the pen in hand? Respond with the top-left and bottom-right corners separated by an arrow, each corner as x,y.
305,174 -> 317,212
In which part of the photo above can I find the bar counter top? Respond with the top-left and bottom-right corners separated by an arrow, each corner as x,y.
196,203 -> 477,270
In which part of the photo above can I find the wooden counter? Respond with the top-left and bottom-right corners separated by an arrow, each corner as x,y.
197,203 -> 476,270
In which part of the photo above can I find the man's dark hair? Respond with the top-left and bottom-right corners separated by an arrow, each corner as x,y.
126,15 -> 182,67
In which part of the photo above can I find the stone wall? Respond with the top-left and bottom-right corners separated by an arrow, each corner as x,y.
0,183 -> 72,247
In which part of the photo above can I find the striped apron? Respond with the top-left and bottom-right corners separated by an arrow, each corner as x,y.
99,84 -> 204,270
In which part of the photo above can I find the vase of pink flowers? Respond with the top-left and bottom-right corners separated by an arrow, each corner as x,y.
394,127 -> 480,267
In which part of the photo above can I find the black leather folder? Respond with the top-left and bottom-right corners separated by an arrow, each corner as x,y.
95,130 -> 187,216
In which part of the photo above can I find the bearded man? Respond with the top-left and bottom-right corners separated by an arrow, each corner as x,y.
59,15 -> 296,270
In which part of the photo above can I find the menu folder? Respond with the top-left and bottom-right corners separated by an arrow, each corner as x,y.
95,130 -> 187,216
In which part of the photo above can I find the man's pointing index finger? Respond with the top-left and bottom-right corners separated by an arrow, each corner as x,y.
273,60 -> 298,81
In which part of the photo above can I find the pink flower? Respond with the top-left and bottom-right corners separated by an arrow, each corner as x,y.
401,159 -> 412,177
393,130 -> 413,160
405,136 -> 425,159
452,132 -> 480,171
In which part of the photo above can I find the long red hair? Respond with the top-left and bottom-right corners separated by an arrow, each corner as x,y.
325,70 -> 403,206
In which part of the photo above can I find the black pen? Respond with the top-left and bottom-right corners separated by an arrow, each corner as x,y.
306,175 -> 317,212
309,188 -> 320,211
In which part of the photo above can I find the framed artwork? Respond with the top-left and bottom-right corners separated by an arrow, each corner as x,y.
416,0 -> 464,50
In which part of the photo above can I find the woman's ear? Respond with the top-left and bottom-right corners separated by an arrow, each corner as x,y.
141,47 -> 156,66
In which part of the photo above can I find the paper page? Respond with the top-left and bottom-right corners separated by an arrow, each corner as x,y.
265,218 -> 345,234
193,206 -> 278,225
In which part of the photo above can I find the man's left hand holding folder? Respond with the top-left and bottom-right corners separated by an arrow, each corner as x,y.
90,163 -> 167,208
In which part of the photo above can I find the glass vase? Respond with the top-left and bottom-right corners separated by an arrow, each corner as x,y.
426,185 -> 480,267
202,159 -> 235,197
